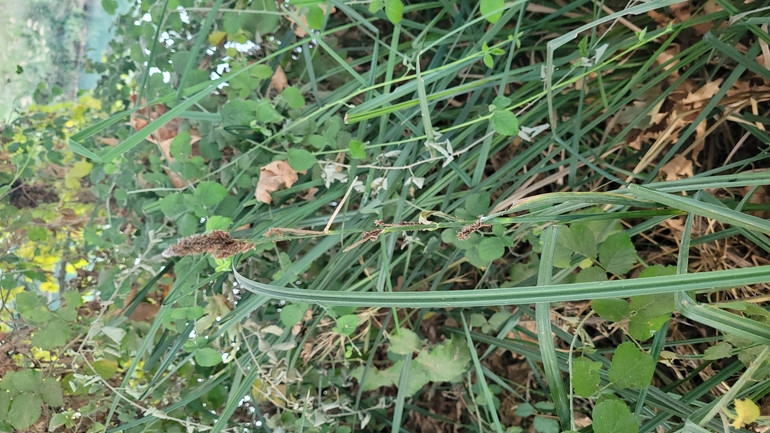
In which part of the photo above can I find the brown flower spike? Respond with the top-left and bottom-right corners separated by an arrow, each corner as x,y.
162,230 -> 254,259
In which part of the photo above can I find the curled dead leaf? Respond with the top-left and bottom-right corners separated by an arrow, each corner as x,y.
256,160 -> 299,204
660,154 -> 693,181
270,65 -> 289,93
682,79 -> 723,106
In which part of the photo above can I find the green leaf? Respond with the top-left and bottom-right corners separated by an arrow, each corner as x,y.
351,365 -> 393,391
389,328 -> 421,355
490,110 -> 519,136
39,379 -> 64,407
62,291 -> 82,308
533,416 -> 560,433
9,393 -> 42,431
102,0 -> 118,15
206,216 -> 232,232
397,359 -> 431,396
9,369 -> 41,393
514,402 -> 535,417
465,192 -> 491,216
492,95 -> 511,110
572,357 -> 601,397
349,140 -> 366,159
592,298 -> 629,322
384,0 -> 403,24
334,314 -> 359,336
416,335 -> 471,382
177,212 -> 198,237
15,292 -> 42,315
599,232 -> 637,276
255,99 -> 284,124
576,266 -> 608,283
243,0 -> 280,35
592,399 -> 638,433
92,359 -> 119,380
194,181 -> 228,208
478,237 -> 505,262
251,65 -> 274,80
483,53 -> 494,69
279,303 -> 308,327
703,342 -> 733,360
49,413 -> 68,431
27,226 -> 47,242
170,131 -> 192,160
194,348 -> 222,367
638,264 -> 676,279
488,311 -> 511,330
287,148 -> 318,171
629,294 -> 675,317
566,223 -> 597,259
32,326 -> 69,349
480,0 -> 504,23
368,0 -> 383,13
470,313 -> 487,328
282,86 -> 306,110
608,342 -> 655,389
306,5 -> 324,30
628,313 -> 669,341
309,134 -> 328,150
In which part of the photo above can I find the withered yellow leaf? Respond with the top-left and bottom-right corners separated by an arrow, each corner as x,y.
732,398 -> 760,429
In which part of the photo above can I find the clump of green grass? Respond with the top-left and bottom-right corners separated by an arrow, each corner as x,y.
58,0 -> 770,432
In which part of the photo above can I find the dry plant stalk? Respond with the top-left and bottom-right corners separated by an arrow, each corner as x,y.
162,230 -> 254,259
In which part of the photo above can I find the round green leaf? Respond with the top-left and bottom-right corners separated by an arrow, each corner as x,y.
9,393 -> 42,431
282,86 -> 305,110
591,298 -> 629,322
480,0 -> 504,23
40,379 -> 64,407
599,232 -> 637,277
194,182 -> 228,208
608,342 -> 655,389
389,328 -> 421,355
384,0 -> 403,24
478,237 -> 505,262
287,148 -> 318,171
572,357 -> 601,397
206,216 -> 233,232
280,303 -> 308,327
334,314 -> 359,337
306,5 -> 325,30
349,140 -> 366,159
194,348 -> 222,367
592,399 -> 638,433
490,110 -> 519,136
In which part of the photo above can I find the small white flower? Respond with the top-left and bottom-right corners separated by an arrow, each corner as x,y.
518,124 -> 550,142
406,176 -> 425,189
321,162 -> 348,188
370,177 -> 388,195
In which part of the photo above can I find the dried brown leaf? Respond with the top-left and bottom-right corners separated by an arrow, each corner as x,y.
271,65 -> 289,93
683,79 -> 723,106
660,154 -> 693,181
256,160 -> 299,204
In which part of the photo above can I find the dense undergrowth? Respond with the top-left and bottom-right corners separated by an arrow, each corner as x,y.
2,0 -> 770,432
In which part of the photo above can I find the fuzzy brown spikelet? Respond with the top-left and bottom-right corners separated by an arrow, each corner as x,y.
162,230 -> 254,259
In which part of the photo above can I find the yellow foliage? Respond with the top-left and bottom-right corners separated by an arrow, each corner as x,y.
1,286 -> 25,302
40,281 -> 59,293
32,347 -> 56,362
732,398 -> 760,429
209,30 -> 227,45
